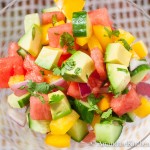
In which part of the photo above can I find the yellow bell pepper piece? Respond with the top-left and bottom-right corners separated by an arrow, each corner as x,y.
88,35 -> 103,52
133,97 -> 150,118
76,37 -> 89,46
54,0 -> 85,20
97,94 -> 111,111
41,23 -> 53,45
131,41 -> 148,59
54,20 -> 65,26
50,110 -> 79,134
8,75 -> 25,87
130,49 -> 140,59
91,114 -> 100,129
112,29 -> 135,45
93,25 -> 112,51
45,133 -> 70,148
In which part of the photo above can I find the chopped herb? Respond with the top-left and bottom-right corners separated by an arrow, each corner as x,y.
108,85 -> 120,96
104,27 -> 120,38
60,32 -> 75,54
74,67 -> 82,75
52,14 -> 58,25
122,88 -> 129,95
87,94 -> 103,114
67,49 -> 76,55
32,27 -> 36,40
64,59 -> 76,71
117,68 -> 128,73
101,109 -> 112,119
118,38 -> 131,51
18,85 -> 26,90
40,70 -> 45,75
49,94 -> 64,104
54,32 -> 60,35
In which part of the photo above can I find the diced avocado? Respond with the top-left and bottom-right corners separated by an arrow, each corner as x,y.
42,7 -> 60,13
73,99 -> 94,124
68,119 -> 89,142
48,90 -> 72,120
8,93 -> 31,108
106,63 -> 130,94
35,46 -> 62,70
105,43 -> 132,67
94,122 -> 123,144
18,24 -> 42,57
24,13 -> 40,33
27,113 -> 50,134
62,51 -> 95,83
131,64 -> 150,84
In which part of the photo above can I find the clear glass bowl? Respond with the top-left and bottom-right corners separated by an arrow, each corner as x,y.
0,0 -> 150,150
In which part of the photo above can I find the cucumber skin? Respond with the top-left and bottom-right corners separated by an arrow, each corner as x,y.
17,48 -> 28,59
130,64 -> 150,77
94,122 -> 123,144
18,93 -> 31,108
72,11 -> 87,37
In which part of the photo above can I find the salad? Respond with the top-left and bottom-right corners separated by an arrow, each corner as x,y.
1,0 -> 150,148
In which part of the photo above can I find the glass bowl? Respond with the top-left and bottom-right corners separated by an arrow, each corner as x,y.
0,0 -> 150,150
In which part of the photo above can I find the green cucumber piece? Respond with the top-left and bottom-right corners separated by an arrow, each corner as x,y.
94,122 -> 123,144
42,7 -> 60,13
72,11 -> 92,37
27,113 -> 50,134
48,90 -> 72,120
74,99 -> 94,124
125,112 -> 135,122
68,119 -> 89,142
17,48 -> 28,59
8,93 -> 30,108
131,64 -> 150,84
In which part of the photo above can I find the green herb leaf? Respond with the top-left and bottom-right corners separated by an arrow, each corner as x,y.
60,32 -> 74,49
49,94 -> 64,104
40,70 -> 45,75
18,85 -> 26,90
63,59 -> 76,71
117,68 -> 128,73
53,67 -> 61,75
67,49 -> 76,55
52,14 -> 58,25
104,27 -> 120,38
101,109 -> 112,119
34,82 -> 50,94
74,67 -> 82,75
32,27 -> 36,40
122,88 -> 129,95
87,94 -> 103,114
118,38 -> 131,51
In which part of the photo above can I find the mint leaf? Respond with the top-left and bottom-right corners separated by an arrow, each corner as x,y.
101,109 -> 112,119
52,14 -> 58,25
60,32 -> 74,48
49,94 -> 64,104
87,94 -> 103,114
118,38 -> 131,51
74,67 -> 82,75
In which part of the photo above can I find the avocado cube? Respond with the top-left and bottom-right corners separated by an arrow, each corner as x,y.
48,90 -> 72,120
35,46 -> 63,70
63,51 -> 95,83
106,63 -> 130,94
18,24 -> 42,57
24,13 -> 41,33
105,43 -> 132,67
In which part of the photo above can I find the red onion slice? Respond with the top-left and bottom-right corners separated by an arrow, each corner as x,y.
7,107 -> 27,127
50,78 -> 68,90
78,83 -> 91,98
136,82 -> 150,98
10,80 -> 28,96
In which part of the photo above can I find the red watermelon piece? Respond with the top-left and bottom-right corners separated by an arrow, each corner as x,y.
110,86 -> 141,116
30,94 -> 52,120
8,42 -> 20,57
88,8 -> 113,27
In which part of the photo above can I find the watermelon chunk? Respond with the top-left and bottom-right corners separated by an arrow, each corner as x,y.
30,94 -> 52,120
88,8 -> 112,27
110,86 -> 141,116
8,42 -> 20,57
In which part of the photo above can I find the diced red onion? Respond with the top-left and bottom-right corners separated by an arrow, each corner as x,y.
10,80 -> 28,96
98,86 -> 109,94
50,78 -> 68,90
136,82 -> 150,98
7,107 -> 27,127
78,83 -> 91,98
